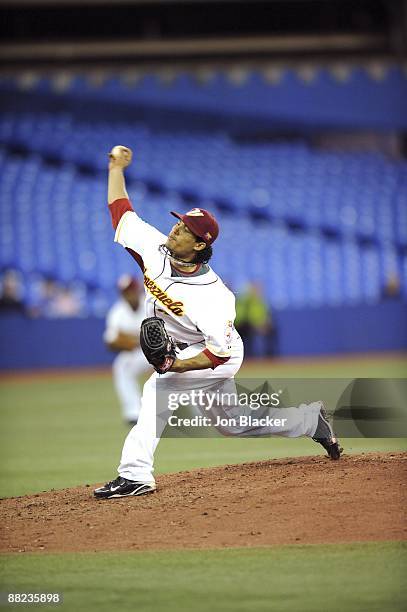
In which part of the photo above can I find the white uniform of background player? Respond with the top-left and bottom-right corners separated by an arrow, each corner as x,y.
104,275 -> 148,424
95,146 -> 341,500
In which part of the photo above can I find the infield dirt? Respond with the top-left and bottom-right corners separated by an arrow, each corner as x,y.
1,452 -> 406,553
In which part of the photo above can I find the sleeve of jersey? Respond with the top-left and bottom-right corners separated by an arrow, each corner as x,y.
202,348 -> 230,369
198,313 -> 234,369
112,201 -> 167,259
109,198 -> 134,230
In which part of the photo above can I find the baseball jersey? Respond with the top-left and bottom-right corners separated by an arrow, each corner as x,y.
104,298 -> 145,344
112,203 -> 239,364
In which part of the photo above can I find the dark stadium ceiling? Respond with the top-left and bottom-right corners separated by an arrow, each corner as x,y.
0,0 -> 391,3
0,0 -> 405,68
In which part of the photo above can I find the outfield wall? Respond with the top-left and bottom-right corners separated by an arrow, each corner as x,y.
0,300 -> 405,370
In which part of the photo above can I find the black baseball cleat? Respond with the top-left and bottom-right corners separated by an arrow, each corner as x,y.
312,405 -> 343,460
94,476 -> 156,499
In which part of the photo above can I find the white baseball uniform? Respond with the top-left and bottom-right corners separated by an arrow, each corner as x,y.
104,298 -> 147,422
110,204 -> 322,485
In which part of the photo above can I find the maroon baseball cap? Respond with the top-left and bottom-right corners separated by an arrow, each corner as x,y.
170,208 -> 219,245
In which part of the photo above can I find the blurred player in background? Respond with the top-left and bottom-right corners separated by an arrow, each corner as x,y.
0,269 -> 25,315
104,275 -> 149,425
235,282 -> 275,357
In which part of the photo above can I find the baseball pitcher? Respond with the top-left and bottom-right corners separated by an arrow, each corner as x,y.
95,146 -> 342,499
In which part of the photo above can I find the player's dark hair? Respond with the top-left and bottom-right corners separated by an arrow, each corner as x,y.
193,244 -> 213,264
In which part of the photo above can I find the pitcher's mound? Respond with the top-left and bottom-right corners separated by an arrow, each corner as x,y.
1,452 -> 406,553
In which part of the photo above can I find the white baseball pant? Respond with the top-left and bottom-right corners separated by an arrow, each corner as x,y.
117,338 -> 322,484
112,348 -> 148,422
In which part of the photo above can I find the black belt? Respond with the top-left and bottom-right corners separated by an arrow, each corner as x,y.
176,342 -> 189,351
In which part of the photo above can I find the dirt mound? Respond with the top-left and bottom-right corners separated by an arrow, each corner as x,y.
1,452 -> 406,553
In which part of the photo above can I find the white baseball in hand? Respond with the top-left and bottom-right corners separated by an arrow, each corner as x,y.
109,145 -> 133,167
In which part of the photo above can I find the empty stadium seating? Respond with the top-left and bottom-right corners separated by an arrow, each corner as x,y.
0,100 -> 406,315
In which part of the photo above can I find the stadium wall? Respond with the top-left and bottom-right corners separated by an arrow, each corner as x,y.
0,301 -> 405,370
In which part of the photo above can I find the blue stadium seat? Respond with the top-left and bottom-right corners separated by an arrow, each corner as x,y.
0,108 -> 405,313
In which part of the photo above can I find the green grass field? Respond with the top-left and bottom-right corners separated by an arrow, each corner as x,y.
0,354 -> 406,499
1,543 -> 406,612
0,354 -> 406,611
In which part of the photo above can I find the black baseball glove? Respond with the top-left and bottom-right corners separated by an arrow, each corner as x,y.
140,317 -> 177,374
